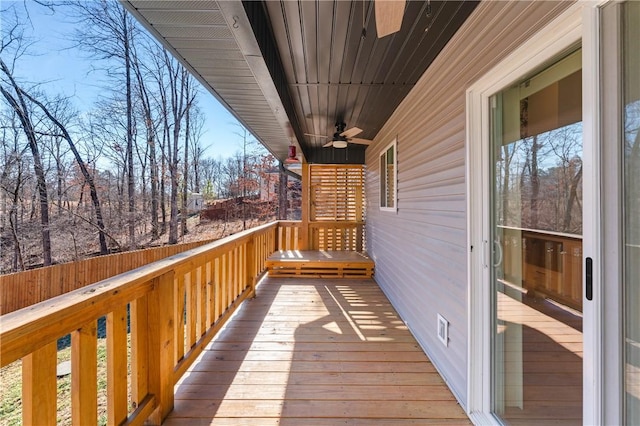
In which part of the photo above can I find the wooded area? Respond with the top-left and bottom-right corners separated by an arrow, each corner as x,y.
0,1 -> 289,274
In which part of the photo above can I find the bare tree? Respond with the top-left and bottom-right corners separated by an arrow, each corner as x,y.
189,108 -> 206,194
162,50 -> 195,244
0,48 -> 53,265
23,92 -> 109,254
131,39 -> 161,240
0,111 -> 30,271
69,0 -> 138,248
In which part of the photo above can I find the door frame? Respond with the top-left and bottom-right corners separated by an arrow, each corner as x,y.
465,3 -> 606,424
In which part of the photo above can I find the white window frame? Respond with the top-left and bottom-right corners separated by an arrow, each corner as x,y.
379,138 -> 397,212
465,3 -> 604,425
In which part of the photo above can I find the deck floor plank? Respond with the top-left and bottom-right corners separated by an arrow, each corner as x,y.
166,278 -> 469,424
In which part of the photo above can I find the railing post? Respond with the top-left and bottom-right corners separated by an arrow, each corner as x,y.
147,270 -> 175,423
22,341 -> 57,425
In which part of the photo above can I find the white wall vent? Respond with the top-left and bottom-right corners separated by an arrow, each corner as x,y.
437,314 -> 449,347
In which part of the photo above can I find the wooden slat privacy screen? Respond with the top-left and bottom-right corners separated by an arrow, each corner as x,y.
307,165 -> 366,251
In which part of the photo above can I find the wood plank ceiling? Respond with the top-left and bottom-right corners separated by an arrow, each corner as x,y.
122,1 -> 478,165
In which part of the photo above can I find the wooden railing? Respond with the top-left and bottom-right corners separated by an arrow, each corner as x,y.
0,222 -> 278,425
276,220 -> 301,251
500,226 -> 582,311
0,239 -> 216,314
309,221 -> 365,251
0,219 -> 365,425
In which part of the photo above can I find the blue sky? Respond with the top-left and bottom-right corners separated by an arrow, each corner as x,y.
4,1 -> 253,161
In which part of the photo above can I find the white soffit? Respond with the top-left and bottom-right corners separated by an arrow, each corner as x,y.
121,0 -> 302,162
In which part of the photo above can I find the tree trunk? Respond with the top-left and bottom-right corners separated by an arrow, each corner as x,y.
181,100 -> 190,237
56,142 -> 63,216
530,135 -> 540,229
562,163 -> 582,233
124,12 -> 136,249
0,60 -> 52,266
132,55 -> 160,240
278,168 -> 287,220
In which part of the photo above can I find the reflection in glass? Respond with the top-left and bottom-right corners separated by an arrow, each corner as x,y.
624,2 -> 640,422
491,50 -> 583,424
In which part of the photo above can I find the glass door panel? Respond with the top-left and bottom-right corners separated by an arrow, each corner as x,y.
624,2 -> 640,422
490,50 -> 583,424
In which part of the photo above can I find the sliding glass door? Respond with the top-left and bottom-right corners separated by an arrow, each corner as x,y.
490,50 -> 584,425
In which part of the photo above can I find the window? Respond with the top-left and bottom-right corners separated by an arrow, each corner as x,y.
379,139 -> 397,211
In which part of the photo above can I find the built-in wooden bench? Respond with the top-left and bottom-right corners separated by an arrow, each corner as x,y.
266,250 -> 374,279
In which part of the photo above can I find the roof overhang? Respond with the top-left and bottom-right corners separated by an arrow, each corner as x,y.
122,1 -> 479,166
121,0 -> 305,164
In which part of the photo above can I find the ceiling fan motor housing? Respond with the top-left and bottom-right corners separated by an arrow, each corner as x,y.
333,122 -> 348,143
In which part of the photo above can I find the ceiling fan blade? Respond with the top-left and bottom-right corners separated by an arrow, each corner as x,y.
348,138 -> 373,145
375,0 -> 405,38
340,126 -> 363,139
322,141 -> 334,148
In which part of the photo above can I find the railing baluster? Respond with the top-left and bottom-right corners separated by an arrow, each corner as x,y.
206,261 -> 214,327
72,321 -> 98,425
247,238 -> 256,298
229,246 -> 238,296
22,341 -> 57,425
131,296 -> 149,410
107,305 -> 128,425
214,256 -> 222,322
175,274 -> 185,361
186,271 -> 196,350
221,253 -> 229,311
238,245 -> 244,295
197,265 -> 206,338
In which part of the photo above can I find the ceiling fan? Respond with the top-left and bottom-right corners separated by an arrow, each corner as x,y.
305,122 -> 373,149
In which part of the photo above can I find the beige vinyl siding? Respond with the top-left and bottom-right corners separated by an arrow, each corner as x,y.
365,1 -> 574,406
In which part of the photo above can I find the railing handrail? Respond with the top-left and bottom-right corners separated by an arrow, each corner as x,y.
497,224 -> 582,240
0,221 -> 278,368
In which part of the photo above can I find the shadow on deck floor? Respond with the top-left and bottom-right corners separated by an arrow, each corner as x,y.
164,277 -> 470,425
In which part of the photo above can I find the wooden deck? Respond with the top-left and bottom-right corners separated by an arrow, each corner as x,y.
266,250 -> 374,279
165,277 -> 470,425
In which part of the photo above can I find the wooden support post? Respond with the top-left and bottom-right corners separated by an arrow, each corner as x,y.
22,341 -> 57,425
72,321 -> 98,425
107,305 -> 129,425
148,271 -> 175,423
